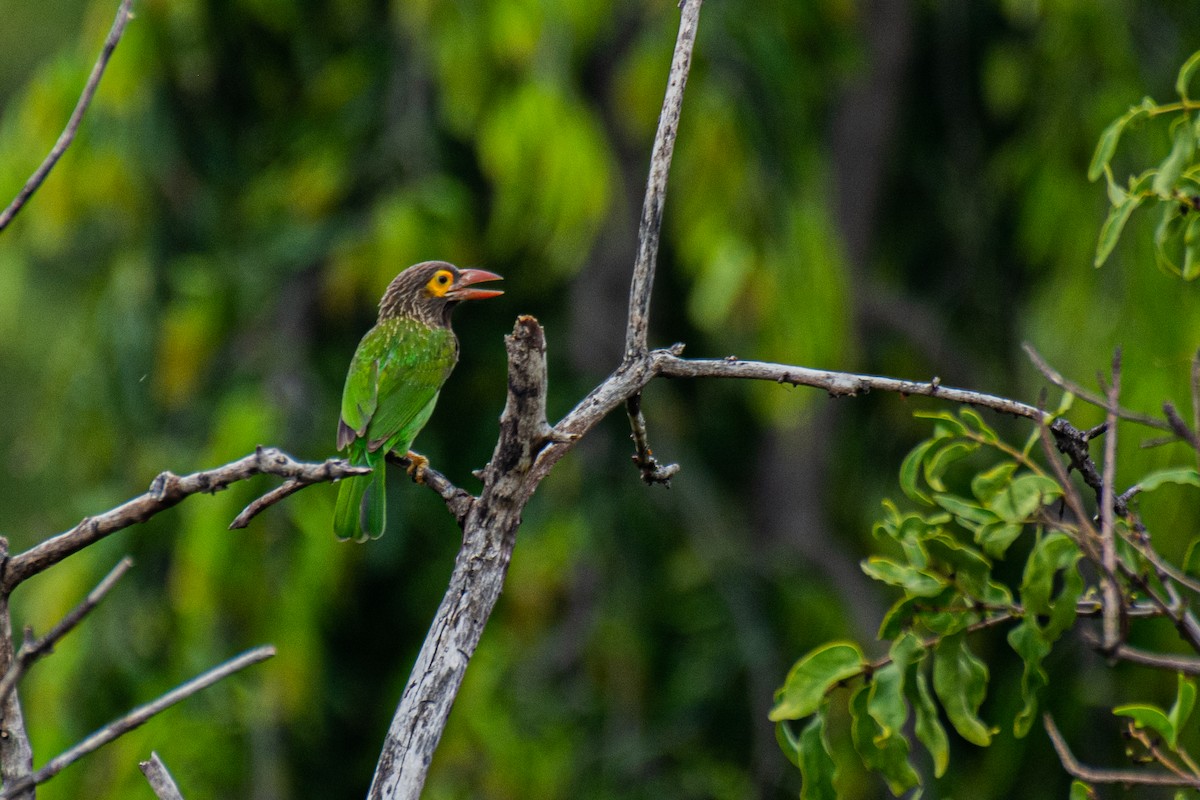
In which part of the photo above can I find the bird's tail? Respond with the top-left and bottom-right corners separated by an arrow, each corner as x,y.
333,450 -> 386,541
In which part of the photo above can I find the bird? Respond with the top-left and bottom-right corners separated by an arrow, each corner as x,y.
333,261 -> 503,541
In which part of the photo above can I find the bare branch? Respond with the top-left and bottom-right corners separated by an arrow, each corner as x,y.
385,452 -> 475,527
1163,402 -> 1200,449
3,448 -> 368,591
0,0 -> 135,234
228,453 -> 370,530
1083,635 -> 1200,674
0,591 -> 33,799
624,0 -> 703,358
626,391 -> 681,485
1044,713 -> 1200,789
0,646 -> 275,799
368,317 -> 553,800
1099,351 -> 1122,652
1023,343 -> 1172,432
0,557 -> 132,706
139,752 -> 185,800
655,353 -> 1051,421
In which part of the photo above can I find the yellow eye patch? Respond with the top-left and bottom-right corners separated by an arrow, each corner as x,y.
425,269 -> 455,296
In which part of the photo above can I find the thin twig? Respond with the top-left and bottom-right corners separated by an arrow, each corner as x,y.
1124,725 -> 1200,785
138,752 -> 185,800
626,391 -> 681,485
385,452 -> 475,526
1023,343 -> 1172,432
1192,348 -> 1200,467
1043,713 -> 1200,788
1092,638 -> 1200,674
1099,351 -> 1122,652
624,0 -> 703,359
2,447 -> 368,591
1163,402 -> 1200,449
0,0 -> 135,234
0,557 -> 133,706
0,646 -> 274,799
1120,563 -> 1200,654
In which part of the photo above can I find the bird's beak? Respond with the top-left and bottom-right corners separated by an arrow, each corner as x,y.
446,268 -> 504,301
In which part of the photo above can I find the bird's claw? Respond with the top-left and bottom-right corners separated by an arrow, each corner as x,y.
405,451 -> 430,484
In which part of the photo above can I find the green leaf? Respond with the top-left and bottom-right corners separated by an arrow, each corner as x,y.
932,631 -> 992,746
971,462 -> 1018,505
1021,532 -> 1082,617
1138,467 -> 1200,493
1155,202 -> 1187,275
771,643 -> 865,721
1007,619 -> 1052,737
924,441 -> 978,492
1089,115 -> 1127,182
958,408 -> 998,442
1154,118 -> 1196,196
879,593 -> 953,640
1176,50 -> 1200,101
1094,191 -> 1143,267
988,473 -> 1063,523
868,663 -> 908,740
932,493 -> 1000,527
850,684 -> 921,796
914,410 -> 968,438
899,439 -> 938,505
924,533 -> 993,600
776,719 -> 802,769
861,558 -> 949,598
974,520 -> 1024,559
1184,537 -> 1200,578
1113,703 -> 1174,744
1167,674 -> 1197,748
909,669 -> 950,777
1069,780 -> 1094,800
797,714 -> 839,800
1185,213 -> 1200,280
869,634 -> 924,739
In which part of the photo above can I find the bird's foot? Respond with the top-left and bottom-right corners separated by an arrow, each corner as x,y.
404,451 -> 430,484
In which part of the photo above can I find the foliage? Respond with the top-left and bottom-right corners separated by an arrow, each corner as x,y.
1090,51 -> 1200,275
774,48 -> 1200,797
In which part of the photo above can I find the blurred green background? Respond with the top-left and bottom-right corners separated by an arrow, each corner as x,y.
1,0 -> 1198,797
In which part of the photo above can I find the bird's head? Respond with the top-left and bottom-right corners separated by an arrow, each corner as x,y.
379,261 -> 504,327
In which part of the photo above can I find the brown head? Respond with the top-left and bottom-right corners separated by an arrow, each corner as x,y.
378,261 -> 504,327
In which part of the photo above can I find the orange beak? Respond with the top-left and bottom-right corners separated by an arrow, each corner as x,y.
446,268 -> 504,301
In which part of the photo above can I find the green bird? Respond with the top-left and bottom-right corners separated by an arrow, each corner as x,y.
334,261 -> 503,541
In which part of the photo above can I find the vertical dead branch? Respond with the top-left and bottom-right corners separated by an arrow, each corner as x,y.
1100,351 -> 1121,651
623,0 -> 703,359
0,589 -> 33,800
368,317 -> 551,800
139,752 -> 186,800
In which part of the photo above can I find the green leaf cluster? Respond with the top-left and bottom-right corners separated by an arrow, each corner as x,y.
1090,51 -> 1200,276
773,410 -> 1085,796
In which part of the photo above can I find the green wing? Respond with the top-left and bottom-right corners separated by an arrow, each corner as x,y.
339,317 -> 457,457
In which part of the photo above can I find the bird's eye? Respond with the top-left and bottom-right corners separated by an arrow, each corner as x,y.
437,273 -> 450,284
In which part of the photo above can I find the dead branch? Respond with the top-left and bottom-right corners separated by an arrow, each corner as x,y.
139,752 -> 186,800
0,557 -> 132,706
368,317 -> 553,800
3,448 -> 367,591
1044,713 -> 1200,789
0,0 -> 135,234
0,646 -> 275,799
